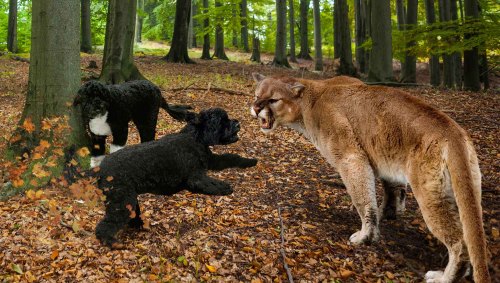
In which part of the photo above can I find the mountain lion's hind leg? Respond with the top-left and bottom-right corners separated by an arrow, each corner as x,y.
408,158 -> 468,282
336,154 -> 379,245
379,180 -> 406,220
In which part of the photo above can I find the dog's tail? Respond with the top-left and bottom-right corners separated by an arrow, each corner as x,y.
161,99 -> 193,121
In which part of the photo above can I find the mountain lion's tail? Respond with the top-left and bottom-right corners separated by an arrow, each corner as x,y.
446,138 -> 490,283
160,99 -> 193,121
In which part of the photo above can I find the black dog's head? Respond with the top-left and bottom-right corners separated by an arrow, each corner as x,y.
73,80 -> 110,121
182,108 -> 240,146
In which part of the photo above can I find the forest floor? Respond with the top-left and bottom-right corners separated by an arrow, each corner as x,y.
0,47 -> 498,282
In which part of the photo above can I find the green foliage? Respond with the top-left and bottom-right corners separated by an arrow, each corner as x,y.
143,0 -> 176,42
0,0 -> 32,53
90,0 -> 108,46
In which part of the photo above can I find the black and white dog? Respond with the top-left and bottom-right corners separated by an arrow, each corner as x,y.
74,80 -> 191,168
94,108 -> 257,247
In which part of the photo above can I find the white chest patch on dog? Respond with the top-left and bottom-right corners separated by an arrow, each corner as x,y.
109,144 -> 124,154
89,112 -> 111,136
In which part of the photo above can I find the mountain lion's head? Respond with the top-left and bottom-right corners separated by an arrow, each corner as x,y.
250,73 -> 305,133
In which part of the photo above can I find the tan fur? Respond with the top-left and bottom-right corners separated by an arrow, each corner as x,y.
251,74 -> 490,283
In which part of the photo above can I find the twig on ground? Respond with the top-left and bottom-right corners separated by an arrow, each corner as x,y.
168,84 -> 251,96
278,206 -> 294,283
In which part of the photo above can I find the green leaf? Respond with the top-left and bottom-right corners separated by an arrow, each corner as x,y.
11,263 -> 23,275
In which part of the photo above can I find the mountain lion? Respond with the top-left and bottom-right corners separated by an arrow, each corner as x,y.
250,73 -> 490,283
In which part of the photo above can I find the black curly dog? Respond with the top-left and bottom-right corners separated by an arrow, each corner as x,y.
73,80 -> 191,168
94,108 -> 258,247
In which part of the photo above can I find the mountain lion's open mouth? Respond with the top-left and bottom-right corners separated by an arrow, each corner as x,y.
260,115 -> 274,129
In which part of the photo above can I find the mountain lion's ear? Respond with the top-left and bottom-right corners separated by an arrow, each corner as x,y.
252,73 -> 266,83
290,82 -> 305,97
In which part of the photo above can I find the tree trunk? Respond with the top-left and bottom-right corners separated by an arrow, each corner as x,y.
213,0 -> 229,60
201,0 -> 211,60
100,0 -> 145,84
368,0 -> 394,82
250,36 -> 261,63
396,0 -> 406,76
164,0 -> 194,63
188,0 -> 194,48
439,0 -> 456,88
312,0 -> 322,71
424,0 -> 440,86
354,0 -> 367,73
335,0 -> 356,76
232,7 -> 238,47
191,0 -> 198,48
450,0 -> 462,88
240,0 -> 249,52
81,0 -> 92,53
297,0 -> 312,60
135,0 -> 144,43
288,0 -> 297,63
273,0 -> 291,68
7,0 -> 18,53
463,0 -> 480,91
12,0 -> 86,153
401,0 -> 418,83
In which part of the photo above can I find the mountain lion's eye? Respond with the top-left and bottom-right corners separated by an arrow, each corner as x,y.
268,99 -> 279,104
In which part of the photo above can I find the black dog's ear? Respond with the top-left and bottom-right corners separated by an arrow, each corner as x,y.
185,111 -> 200,125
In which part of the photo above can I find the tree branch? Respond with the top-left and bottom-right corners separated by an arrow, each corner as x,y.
278,206 -> 294,283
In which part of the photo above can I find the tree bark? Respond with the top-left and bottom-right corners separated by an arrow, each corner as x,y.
312,0 -> 322,71
273,0 -> 291,68
250,36 -> 261,63
401,0 -> 418,83
232,6 -> 238,47
164,0 -> 194,63
354,0 -> 367,73
15,0 -> 86,150
463,0 -> 480,91
201,0 -> 211,60
188,0 -> 195,48
438,0 -> 456,88
100,0 -> 145,84
396,0 -> 406,75
81,0 -> 92,53
297,0 -> 312,60
288,0 -> 297,63
450,0 -> 462,87
135,0 -> 144,43
240,0 -> 249,52
334,0 -> 356,75
368,0 -> 394,82
424,0 -> 441,86
213,0 -> 229,60
7,0 -> 18,53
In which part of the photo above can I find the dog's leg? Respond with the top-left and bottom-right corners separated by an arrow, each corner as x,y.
110,123 -> 128,153
95,191 -> 138,248
134,112 -> 157,143
186,173 -> 233,195
208,153 -> 258,171
379,180 -> 406,220
90,134 -> 106,168
128,201 -> 144,229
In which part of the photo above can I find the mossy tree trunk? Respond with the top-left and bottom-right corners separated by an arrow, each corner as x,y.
164,0 -> 194,64
368,0 -> 394,82
100,0 -> 145,84
12,0 -> 87,153
201,0 -> 211,60
297,0 -> 312,60
135,0 -> 144,43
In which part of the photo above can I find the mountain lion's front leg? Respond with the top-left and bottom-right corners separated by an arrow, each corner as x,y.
336,153 -> 379,245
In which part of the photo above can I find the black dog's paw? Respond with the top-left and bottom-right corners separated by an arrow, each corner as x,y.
128,217 -> 144,230
206,180 -> 233,196
239,158 -> 258,168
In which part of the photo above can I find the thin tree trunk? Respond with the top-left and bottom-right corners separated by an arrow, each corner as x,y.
201,0 -> 211,60
191,1 -> 198,47
240,0 -> 249,52
250,36 -> 261,63
7,0 -> 18,53
401,0 -> 418,83
439,0 -> 456,88
312,0 -> 322,71
297,0 -> 312,60
288,0 -> 297,62
396,0 -> 406,76
213,0 -> 229,60
81,0 -> 92,53
335,0 -> 356,75
232,7 -> 238,47
135,0 -> 144,43
424,0 -> 440,86
368,0 -> 394,82
354,0 -> 367,73
463,0 -> 480,91
451,0 -> 462,87
273,0 -> 291,68
100,0 -> 145,84
188,0 -> 195,48
164,0 -> 194,63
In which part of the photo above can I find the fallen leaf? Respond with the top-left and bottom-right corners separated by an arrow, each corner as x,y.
206,264 -> 217,273
11,263 -> 23,274
50,250 -> 59,260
